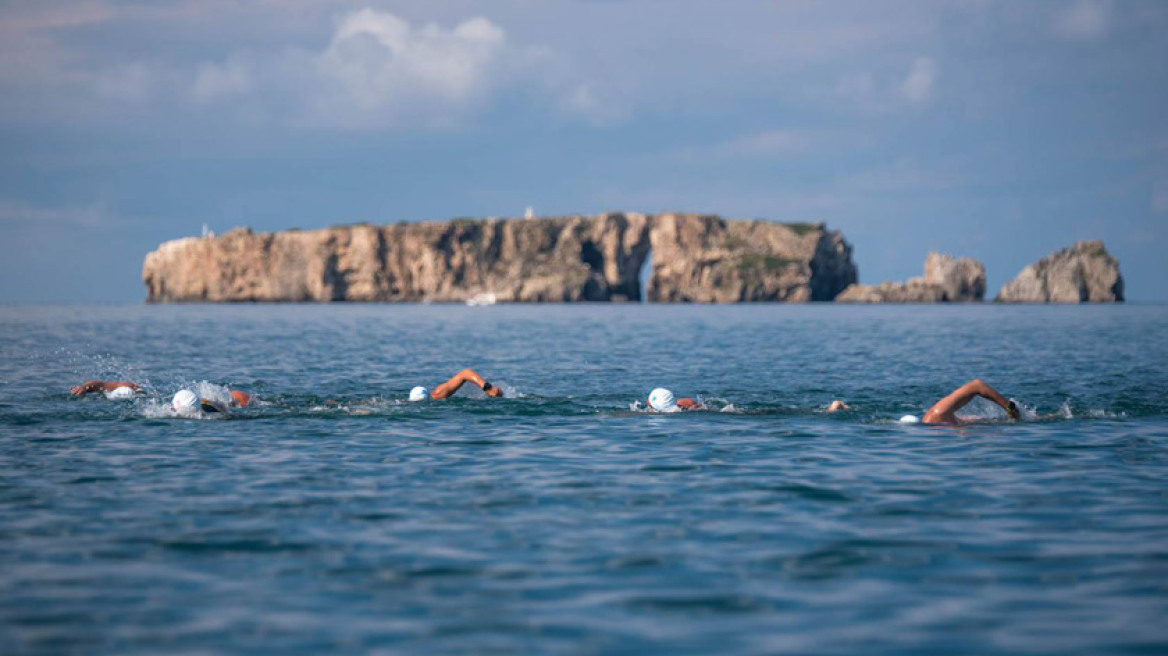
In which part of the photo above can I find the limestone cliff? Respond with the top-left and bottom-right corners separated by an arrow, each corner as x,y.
646,215 -> 856,302
835,252 -> 985,303
996,241 -> 1124,303
142,213 -> 856,303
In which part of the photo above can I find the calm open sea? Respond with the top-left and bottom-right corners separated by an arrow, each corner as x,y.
1,304 -> 1167,655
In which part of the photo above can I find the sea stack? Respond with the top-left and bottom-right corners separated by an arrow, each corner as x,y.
996,241 -> 1124,303
835,252 -> 985,303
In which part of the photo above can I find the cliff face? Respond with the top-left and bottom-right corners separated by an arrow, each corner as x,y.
143,213 -> 855,303
143,213 -> 652,303
996,241 -> 1124,303
835,252 -> 985,303
646,215 -> 856,302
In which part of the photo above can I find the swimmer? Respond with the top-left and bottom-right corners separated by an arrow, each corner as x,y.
412,368 -> 504,401
171,389 -> 205,416
70,380 -> 140,398
826,400 -> 850,412
922,379 -> 1019,424
170,388 -> 251,416
646,387 -> 703,413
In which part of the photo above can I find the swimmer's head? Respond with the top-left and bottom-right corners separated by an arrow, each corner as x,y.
648,388 -> 679,413
899,414 -> 921,424
230,390 -> 251,408
409,386 -> 430,402
105,386 -> 136,400
172,389 -> 199,414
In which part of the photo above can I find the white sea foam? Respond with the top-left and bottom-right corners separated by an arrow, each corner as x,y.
498,383 -> 523,398
192,381 -> 233,408
139,398 -> 208,420
103,386 -> 137,400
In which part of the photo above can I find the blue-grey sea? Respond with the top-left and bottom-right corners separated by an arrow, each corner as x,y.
1,304 -> 1167,655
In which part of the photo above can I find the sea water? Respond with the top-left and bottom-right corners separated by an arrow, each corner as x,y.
1,304 -> 1166,655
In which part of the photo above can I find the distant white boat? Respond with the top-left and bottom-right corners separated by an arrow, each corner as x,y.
466,292 -> 497,307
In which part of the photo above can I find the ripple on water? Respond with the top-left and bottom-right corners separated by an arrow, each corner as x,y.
1,304 -> 1167,655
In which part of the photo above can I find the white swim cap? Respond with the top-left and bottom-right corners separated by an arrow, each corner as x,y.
172,389 -> 199,413
648,388 -> 679,413
899,414 -> 921,424
409,386 -> 430,402
105,386 -> 136,400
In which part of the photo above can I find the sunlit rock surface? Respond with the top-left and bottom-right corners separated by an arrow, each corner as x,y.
143,214 -> 856,303
645,214 -> 856,302
835,252 -> 985,303
996,241 -> 1124,303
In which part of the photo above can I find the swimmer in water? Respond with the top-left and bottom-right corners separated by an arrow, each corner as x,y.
170,388 -> 251,416
646,387 -> 703,413
826,400 -> 850,412
922,379 -> 1019,424
410,368 -> 504,402
70,380 -> 140,398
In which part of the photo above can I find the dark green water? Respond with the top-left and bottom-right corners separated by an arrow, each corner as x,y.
2,304 -> 1166,654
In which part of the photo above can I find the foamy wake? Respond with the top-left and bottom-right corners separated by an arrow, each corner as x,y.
136,381 -> 237,419
498,384 -> 524,399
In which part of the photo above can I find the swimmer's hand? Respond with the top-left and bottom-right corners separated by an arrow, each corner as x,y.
1006,400 -> 1020,420
70,380 -> 101,396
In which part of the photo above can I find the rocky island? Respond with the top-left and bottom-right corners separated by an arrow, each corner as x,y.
834,252 -> 986,303
142,213 -> 857,303
996,241 -> 1124,303
142,216 -> 1125,305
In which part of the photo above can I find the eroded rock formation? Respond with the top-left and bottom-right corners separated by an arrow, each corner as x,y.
835,252 -> 985,303
646,214 -> 856,302
996,241 -> 1123,303
142,213 -> 857,303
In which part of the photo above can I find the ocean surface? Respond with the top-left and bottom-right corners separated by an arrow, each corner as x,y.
1,304 -> 1167,655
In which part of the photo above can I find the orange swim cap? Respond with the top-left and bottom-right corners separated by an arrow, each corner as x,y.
230,390 -> 251,408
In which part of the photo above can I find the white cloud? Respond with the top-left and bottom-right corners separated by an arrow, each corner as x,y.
94,62 -> 153,102
651,129 -> 825,167
0,199 -> 123,228
901,57 -> 937,103
1052,0 -> 1111,40
316,10 -> 504,108
182,9 -> 576,128
712,130 -> 813,157
193,57 -> 251,103
559,81 -> 634,124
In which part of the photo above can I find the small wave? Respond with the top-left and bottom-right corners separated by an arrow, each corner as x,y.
191,381 -> 233,407
498,383 -> 524,399
697,396 -> 737,413
139,398 -> 208,419
1056,401 -> 1125,419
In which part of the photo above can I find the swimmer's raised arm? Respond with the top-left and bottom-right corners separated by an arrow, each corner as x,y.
70,380 -> 140,396
923,379 -> 1018,424
431,368 -> 503,400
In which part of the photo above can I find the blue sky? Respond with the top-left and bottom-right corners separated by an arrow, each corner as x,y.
1,0 -> 1165,302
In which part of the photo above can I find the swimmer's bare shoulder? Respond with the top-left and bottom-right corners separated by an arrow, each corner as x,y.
923,379 -> 1018,424
70,380 -> 140,396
